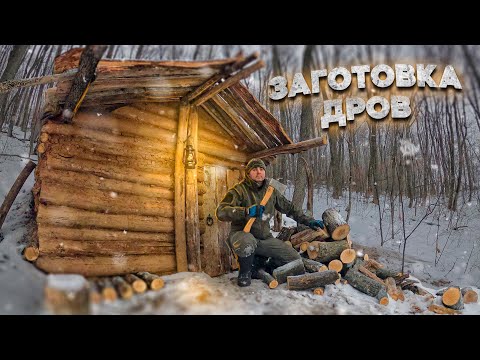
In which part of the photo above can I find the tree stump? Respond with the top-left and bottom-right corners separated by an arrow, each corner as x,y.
287,270 -> 339,291
44,274 -> 89,314
321,208 -> 350,240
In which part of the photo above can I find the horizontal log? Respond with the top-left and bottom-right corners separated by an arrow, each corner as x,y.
123,274 -> 147,293
37,205 -> 175,233
45,142 -> 174,174
272,258 -> 305,284
249,136 -> 328,160
42,121 -> 177,155
136,272 -> 165,290
198,141 -> 247,164
23,246 -> 39,262
42,155 -> 174,188
344,269 -> 389,305
39,239 -> 175,256
428,304 -> 461,315
36,254 -> 176,276
39,181 -> 175,218
290,229 -> 329,247
310,240 -> 349,263
287,270 -> 339,291
200,153 -> 245,170
38,225 -> 175,243
111,276 -> 133,300
130,102 -> 178,118
254,269 -> 278,289
88,280 -> 102,304
38,169 -> 174,200
46,133 -> 175,163
302,258 -> 328,273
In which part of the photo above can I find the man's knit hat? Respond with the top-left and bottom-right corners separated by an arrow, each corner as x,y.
245,158 -> 266,174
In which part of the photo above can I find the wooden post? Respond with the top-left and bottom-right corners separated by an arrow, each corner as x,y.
185,106 -> 201,272
174,102 -> 189,272
0,160 -> 36,230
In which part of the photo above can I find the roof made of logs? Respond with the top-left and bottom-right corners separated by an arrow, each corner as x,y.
51,49 -> 293,155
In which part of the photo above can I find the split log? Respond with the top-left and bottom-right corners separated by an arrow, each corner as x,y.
308,239 -> 349,263
344,269 -> 389,305
255,269 -> 278,289
363,258 -> 384,271
346,234 -> 353,248
61,45 -> 107,123
461,287 -> 478,304
272,259 -> 305,284
298,242 -> 310,253
313,287 -> 325,295
276,227 -> 296,242
321,208 -> 350,240
287,270 -> 339,291
428,304 -> 461,315
385,277 -> 405,301
290,228 -> 329,247
136,272 -> 165,290
302,258 -> 328,273
95,277 -> 118,302
328,260 -> 343,273
44,274 -> 90,314
0,160 -> 36,230
441,287 -> 464,310
111,276 -> 133,300
123,274 -> 147,293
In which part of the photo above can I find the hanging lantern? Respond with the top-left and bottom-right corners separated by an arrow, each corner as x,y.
183,144 -> 197,169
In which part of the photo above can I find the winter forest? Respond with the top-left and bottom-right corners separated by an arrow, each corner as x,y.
1,44 -> 479,315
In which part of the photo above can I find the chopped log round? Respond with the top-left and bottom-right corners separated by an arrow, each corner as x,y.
88,279 -> 102,304
272,259 -> 305,284
112,276 -> 133,300
37,143 -> 46,154
24,246 -> 39,262
95,277 -> 117,302
302,258 -> 328,273
442,287 -> 464,310
340,249 -> 356,265
255,269 -> 278,289
321,208 -> 350,240
287,270 -> 339,291
312,239 -> 349,263
136,272 -> 165,290
328,260 -> 343,273
44,274 -> 90,314
123,274 -> 147,293
385,277 -> 404,302
344,269 -> 389,305
461,288 -> 478,304
299,242 -> 310,252
313,287 -> 325,296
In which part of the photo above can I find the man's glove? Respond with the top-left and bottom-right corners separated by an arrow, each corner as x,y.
246,204 -> 265,218
308,219 -> 325,230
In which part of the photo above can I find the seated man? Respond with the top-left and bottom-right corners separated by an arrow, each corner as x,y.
215,158 -> 325,287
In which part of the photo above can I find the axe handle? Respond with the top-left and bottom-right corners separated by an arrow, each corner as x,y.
243,186 -> 275,233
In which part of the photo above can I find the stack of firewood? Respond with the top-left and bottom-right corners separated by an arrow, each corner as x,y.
263,208 -> 478,313
88,272 -> 165,304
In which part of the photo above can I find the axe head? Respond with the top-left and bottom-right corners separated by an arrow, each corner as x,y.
267,178 -> 287,194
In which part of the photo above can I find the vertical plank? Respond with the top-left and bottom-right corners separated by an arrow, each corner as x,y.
215,166 -> 231,273
174,102 -> 189,272
201,166 -> 221,276
185,107 -> 201,271
226,169 -> 242,270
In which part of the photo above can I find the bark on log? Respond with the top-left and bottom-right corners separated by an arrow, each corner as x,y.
37,205 -> 174,233
344,269 -> 389,305
36,254 -> 176,277
428,304 -> 461,315
88,279 -> 102,304
44,274 -> 90,314
302,258 -> 328,273
61,45 -> 107,123
249,136 -> 328,159
461,287 -> 478,304
321,208 -> 350,240
0,160 -> 36,230
358,266 -> 386,286
255,269 -> 278,289
309,239 -> 349,263
290,229 -> 329,247
276,227 -> 296,242
111,276 -> 133,300
123,274 -> 147,293
136,272 -> 165,290
287,270 -> 339,291
373,267 -> 402,280
272,259 -> 305,284
200,153 -> 246,170
442,287 -> 464,310
95,277 -> 118,302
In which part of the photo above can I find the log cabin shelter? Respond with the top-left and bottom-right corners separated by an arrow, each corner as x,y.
32,48 -> 326,277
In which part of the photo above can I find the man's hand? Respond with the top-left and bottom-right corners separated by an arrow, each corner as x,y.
247,204 -> 265,218
308,219 -> 325,230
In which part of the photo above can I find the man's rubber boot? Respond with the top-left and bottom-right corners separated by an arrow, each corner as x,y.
237,254 -> 255,287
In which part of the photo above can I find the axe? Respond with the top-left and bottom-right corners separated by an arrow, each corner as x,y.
243,178 -> 287,233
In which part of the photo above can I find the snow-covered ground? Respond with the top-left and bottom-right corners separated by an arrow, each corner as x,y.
1,129 -> 479,315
